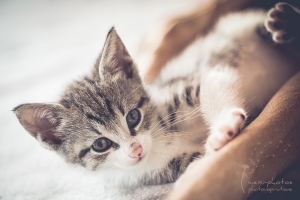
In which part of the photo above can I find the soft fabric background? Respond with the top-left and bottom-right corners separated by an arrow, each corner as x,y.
0,0 -> 198,199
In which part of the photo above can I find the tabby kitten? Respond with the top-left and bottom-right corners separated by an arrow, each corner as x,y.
14,3 -> 300,186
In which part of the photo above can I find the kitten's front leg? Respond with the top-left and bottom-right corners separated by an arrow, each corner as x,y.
205,108 -> 246,154
200,68 -> 247,155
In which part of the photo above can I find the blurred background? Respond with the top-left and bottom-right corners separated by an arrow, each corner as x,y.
0,0 -> 198,199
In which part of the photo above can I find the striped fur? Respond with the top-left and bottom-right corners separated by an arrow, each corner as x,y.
14,28 -> 204,186
14,5 -> 300,187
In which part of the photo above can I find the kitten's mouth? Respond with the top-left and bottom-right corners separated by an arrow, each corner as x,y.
134,153 -> 147,164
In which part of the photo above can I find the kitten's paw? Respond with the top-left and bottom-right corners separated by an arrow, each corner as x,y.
265,2 -> 300,44
205,108 -> 246,155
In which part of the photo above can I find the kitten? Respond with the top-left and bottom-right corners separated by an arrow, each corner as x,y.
14,2 -> 300,186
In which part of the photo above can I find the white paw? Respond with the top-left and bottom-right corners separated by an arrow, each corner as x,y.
265,2 -> 300,44
205,108 -> 246,155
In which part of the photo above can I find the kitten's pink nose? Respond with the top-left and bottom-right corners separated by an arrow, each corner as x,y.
129,142 -> 143,158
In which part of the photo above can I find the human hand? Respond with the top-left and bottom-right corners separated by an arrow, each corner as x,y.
136,0 -> 252,83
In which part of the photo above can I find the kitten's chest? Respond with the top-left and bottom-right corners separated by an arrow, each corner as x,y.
176,106 -> 208,151
154,101 -> 208,154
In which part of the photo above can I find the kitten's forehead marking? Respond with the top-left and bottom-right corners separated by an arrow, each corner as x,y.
137,97 -> 149,108
86,113 -> 106,126
118,104 -> 125,116
89,127 -> 102,135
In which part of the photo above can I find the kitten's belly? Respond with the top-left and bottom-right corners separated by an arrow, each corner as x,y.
237,35 -> 299,118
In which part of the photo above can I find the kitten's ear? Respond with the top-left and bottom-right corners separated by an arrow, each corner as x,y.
13,103 -> 65,150
98,27 -> 134,79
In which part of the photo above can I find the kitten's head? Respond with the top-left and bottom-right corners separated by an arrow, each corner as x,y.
14,28 -> 158,173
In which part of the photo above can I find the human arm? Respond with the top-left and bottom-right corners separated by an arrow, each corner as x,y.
166,71 -> 300,200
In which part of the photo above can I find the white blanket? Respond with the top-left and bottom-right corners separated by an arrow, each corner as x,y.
0,0 -> 198,199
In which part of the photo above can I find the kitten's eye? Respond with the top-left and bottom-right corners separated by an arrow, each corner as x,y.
92,138 -> 113,152
126,109 -> 141,128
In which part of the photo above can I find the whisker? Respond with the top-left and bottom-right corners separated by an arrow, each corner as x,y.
126,84 -> 143,99
150,106 -> 201,136
151,107 -> 202,138
149,109 -> 196,136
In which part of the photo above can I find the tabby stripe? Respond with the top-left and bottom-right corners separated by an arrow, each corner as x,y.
137,97 -> 149,108
143,115 -> 151,130
84,76 -> 95,85
92,154 -> 109,170
105,98 -> 115,116
173,95 -> 180,109
86,113 -> 105,125
168,157 -> 182,178
76,81 -> 86,87
60,99 -> 71,109
118,104 -> 125,116
189,152 -> 201,163
70,94 -> 86,114
130,128 -> 136,136
195,84 -> 200,98
90,127 -> 101,135
95,87 -> 104,98
87,88 -> 103,108
79,148 -> 90,159
158,116 -> 167,127
168,105 -> 176,123
185,87 -> 194,107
